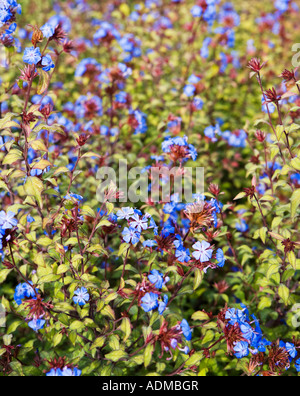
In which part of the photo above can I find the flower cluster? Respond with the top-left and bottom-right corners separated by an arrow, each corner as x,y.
219,305 -> 300,375
0,0 -> 21,49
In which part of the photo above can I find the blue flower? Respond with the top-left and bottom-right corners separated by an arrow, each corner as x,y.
129,109 -> 147,134
193,97 -> 204,110
61,367 -> 82,376
148,269 -> 165,289
27,215 -> 35,223
254,337 -> 272,353
115,91 -> 127,104
28,318 -> 45,332
175,247 -> 191,263
240,323 -> 254,340
275,0 -> 290,13
14,282 -> 36,305
64,193 -> 83,202
93,21 -> 120,42
141,292 -> 159,312
191,5 -> 202,17
183,84 -> 196,97
262,96 -> 276,114
14,283 -> 29,305
129,214 -> 148,232
225,308 -> 246,326
204,124 -> 221,142
291,173 -> 300,185
0,210 -> 17,229
0,8 -> 12,25
46,368 -> 63,376
143,240 -> 157,248
235,219 -> 249,233
41,23 -> 54,38
192,241 -> 213,262
46,367 -> 81,376
162,135 -> 197,162
75,58 -> 101,78
295,359 -> 300,372
158,295 -> 168,315
222,129 -> 247,148
117,207 -> 134,220
216,248 -> 226,268
180,319 -> 192,341
41,54 -> 55,72
23,47 -> 42,65
201,37 -> 212,58
286,342 -> 297,359
122,227 -> 141,245
73,287 -> 90,306
234,341 -> 249,359
170,338 -> 178,349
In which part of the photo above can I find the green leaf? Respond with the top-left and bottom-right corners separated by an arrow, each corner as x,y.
258,297 -> 272,311
184,351 -> 203,367
287,251 -> 297,270
144,343 -> 154,368
267,264 -> 280,280
53,167 -> 70,176
234,192 -> 246,200
37,236 -> 53,247
2,149 -> 23,165
70,320 -> 85,332
30,140 -> 48,152
291,188 -> 300,218
259,227 -> 268,244
24,176 -> 44,208
192,311 -> 210,321
0,269 -> 12,283
278,284 -> 290,305
37,69 -> 50,95
32,159 -> 52,170
120,317 -> 132,342
96,219 -> 112,230
193,268 -> 203,290
91,336 -> 106,350
0,112 -> 19,130
105,350 -> 128,362
291,157 -> 300,171
38,274 -> 60,284
53,332 -> 63,347
57,264 -> 69,275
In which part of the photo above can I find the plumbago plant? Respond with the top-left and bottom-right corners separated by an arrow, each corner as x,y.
0,0 -> 299,377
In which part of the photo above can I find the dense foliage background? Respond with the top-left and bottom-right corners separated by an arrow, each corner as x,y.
0,0 -> 299,376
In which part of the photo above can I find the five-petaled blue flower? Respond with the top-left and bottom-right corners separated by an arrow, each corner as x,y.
216,248 -> 226,267
0,210 -> 18,229
41,54 -> 55,72
192,241 -> 213,262
28,318 -> 46,332
180,319 -> 192,341
141,292 -> 159,312
117,207 -> 134,220
122,227 -> 141,245
23,46 -> 42,65
73,287 -> 90,306
233,341 -> 249,359
286,342 -> 298,359
41,23 -> 55,38
148,269 -> 165,289
158,295 -> 168,315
